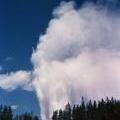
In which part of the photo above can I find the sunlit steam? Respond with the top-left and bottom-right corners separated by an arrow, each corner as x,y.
31,1 -> 120,120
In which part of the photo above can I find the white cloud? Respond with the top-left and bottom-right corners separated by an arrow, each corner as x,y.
11,105 -> 18,110
0,71 -> 32,91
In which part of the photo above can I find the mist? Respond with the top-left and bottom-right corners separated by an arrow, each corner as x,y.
30,1 -> 120,120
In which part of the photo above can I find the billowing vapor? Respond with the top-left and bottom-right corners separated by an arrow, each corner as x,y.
31,1 -> 120,120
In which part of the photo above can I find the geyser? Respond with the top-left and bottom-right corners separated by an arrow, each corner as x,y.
31,1 -> 120,120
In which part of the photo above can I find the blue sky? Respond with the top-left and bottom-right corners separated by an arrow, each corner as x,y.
0,0 -> 85,115
0,0 -> 81,116
0,0 -> 66,115
0,0 -> 85,72
0,0 -> 120,116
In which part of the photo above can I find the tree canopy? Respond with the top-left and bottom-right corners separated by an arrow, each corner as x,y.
0,105 -> 39,120
52,97 -> 120,120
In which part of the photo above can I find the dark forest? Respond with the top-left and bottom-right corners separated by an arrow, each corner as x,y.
1,97 -> 120,120
0,105 -> 39,120
52,97 -> 120,120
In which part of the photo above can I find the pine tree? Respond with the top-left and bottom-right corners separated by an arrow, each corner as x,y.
52,110 -> 58,120
58,109 -> 63,120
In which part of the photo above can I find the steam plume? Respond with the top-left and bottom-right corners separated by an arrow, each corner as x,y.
31,1 -> 120,120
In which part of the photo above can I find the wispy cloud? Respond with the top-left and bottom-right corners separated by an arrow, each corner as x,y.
11,105 -> 19,110
0,66 -> 2,72
4,57 -> 13,62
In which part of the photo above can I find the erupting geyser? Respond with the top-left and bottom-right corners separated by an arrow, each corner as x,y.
31,1 -> 120,120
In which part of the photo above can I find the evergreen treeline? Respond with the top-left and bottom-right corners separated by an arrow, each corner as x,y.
52,97 -> 120,120
0,105 -> 39,120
